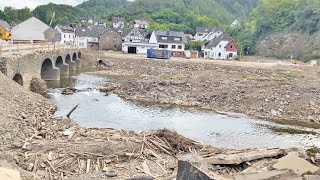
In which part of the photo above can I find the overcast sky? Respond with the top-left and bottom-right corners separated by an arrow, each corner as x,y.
0,0 -> 87,10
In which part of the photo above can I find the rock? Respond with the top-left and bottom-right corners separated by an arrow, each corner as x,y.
27,163 -> 34,171
104,169 -> 118,177
126,176 -> 154,180
308,115 -> 315,121
273,153 -> 320,175
62,87 -> 77,95
310,101 -> 316,106
0,167 -> 21,180
271,109 -> 279,116
29,78 -> 47,95
304,175 -> 320,180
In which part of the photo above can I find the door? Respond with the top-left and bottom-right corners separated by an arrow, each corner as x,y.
128,46 -> 137,54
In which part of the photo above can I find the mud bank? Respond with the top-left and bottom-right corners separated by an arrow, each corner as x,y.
84,51 -> 320,127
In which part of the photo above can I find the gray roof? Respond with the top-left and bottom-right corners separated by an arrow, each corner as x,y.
57,25 -> 75,33
196,27 -> 224,34
134,20 -> 148,25
154,31 -> 187,44
12,17 -> 50,41
0,20 -> 11,31
76,26 -> 106,37
112,17 -> 126,23
203,34 -> 232,49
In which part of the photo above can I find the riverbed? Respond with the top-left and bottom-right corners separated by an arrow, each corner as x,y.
48,73 -> 320,150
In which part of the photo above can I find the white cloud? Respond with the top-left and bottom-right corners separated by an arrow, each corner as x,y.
0,0 -> 86,10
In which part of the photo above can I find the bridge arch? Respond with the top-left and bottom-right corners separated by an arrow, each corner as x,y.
65,54 -> 71,65
13,73 -> 23,86
56,56 -> 69,76
72,53 -> 77,61
41,58 -> 59,80
56,56 -> 64,68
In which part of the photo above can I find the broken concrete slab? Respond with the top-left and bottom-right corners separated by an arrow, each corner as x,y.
0,167 -> 21,180
177,160 -> 212,180
204,149 -> 286,165
304,175 -> 320,180
273,153 -> 320,175
234,169 -> 299,180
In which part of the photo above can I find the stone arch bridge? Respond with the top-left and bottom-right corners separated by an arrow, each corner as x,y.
0,49 -> 82,89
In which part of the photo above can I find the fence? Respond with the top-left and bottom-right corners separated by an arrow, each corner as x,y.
0,43 -> 78,56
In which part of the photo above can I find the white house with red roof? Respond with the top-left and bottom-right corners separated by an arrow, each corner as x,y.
201,34 -> 238,60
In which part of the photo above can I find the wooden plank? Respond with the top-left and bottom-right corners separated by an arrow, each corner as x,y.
204,149 -> 285,165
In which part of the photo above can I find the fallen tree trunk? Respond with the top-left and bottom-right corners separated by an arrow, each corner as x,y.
204,149 -> 286,165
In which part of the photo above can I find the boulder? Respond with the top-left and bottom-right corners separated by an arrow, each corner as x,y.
29,78 -> 47,95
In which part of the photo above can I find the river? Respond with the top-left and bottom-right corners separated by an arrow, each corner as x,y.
47,73 -> 320,150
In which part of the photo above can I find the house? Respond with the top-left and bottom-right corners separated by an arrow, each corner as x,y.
93,18 -> 106,27
121,28 -> 157,54
99,28 -> 122,51
75,25 -> 106,50
55,25 -> 75,46
112,17 -> 126,29
11,17 -> 50,43
194,27 -> 224,41
133,20 -> 149,29
149,31 -> 187,57
0,20 -> 12,40
201,34 -> 238,60
230,20 -> 239,28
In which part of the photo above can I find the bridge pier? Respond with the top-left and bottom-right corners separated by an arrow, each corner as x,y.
76,59 -> 81,70
69,61 -> 77,71
59,63 -> 70,77
42,67 -> 60,81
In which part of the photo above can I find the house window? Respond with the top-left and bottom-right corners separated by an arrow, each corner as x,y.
219,45 -> 221,48
205,52 -> 207,56
64,34 -> 66,38
161,37 -> 167,40
230,45 -> 233,49
114,45 -> 117,48
174,37 -> 180,41
229,53 -> 233,57
172,45 -> 176,49
178,45 -> 182,49
218,53 -> 221,57
69,35 -> 71,38
130,33 -> 134,36
198,33 -> 203,36
159,44 -> 168,48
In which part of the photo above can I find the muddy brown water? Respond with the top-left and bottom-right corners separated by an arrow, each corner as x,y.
47,73 -> 320,150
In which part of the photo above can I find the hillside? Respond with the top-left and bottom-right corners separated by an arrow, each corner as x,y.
1,0 -> 260,34
231,0 -> 320,60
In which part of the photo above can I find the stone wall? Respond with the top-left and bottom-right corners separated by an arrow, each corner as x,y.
99,28 -> 122,51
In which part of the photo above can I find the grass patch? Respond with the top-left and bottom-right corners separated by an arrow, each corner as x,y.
266,125 -> 317,135
272,70 -> 297,79
307,146 -> 320,157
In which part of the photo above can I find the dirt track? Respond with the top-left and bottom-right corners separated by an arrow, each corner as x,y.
84,51 -> 320,128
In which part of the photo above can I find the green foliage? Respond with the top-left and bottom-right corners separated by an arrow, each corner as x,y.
0,10 -> 9,21
185,41 -> 203,51
4,7 -> 33,23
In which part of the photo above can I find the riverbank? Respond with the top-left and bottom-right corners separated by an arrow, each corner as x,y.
84,51 -> 320,128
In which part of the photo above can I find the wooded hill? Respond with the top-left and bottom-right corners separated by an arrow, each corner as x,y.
0,0 -> 260,34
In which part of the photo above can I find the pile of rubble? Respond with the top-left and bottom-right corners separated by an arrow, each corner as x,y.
2,113 -> 320,180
